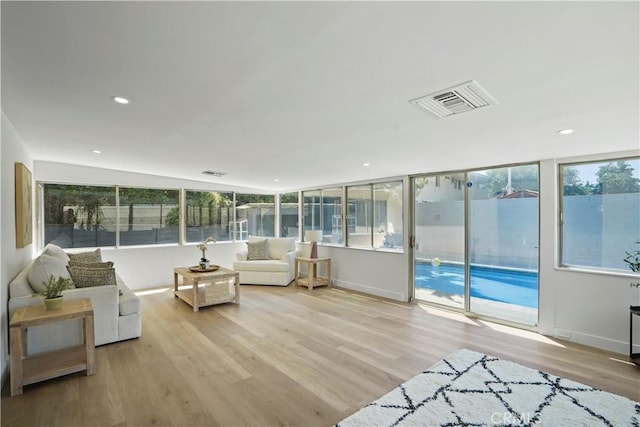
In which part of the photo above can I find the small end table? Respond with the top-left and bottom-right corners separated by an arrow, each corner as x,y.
10,298 -> 96,396
294,257 -> 332,290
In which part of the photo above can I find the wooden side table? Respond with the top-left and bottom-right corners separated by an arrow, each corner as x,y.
294,257 -> 332,290
174,266 -> 240,312
10,298 -> 96,396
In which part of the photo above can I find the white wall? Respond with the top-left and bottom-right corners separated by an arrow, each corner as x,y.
6,146 -> 639,367
324,153 -> 640,355
537,156 -> 640,354
100,242 -> 245,290
1,112 -> 35,383
34,161 -> 255,289
323,246 -> 408,301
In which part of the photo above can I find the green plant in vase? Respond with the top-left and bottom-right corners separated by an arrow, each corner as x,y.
624,241 -> 640,272
624,240 -> 640,290
33,275 -> 73,310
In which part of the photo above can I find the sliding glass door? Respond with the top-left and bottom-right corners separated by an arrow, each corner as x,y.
467,165 -> 539,326
412,164 -> 539,327
412,173 -> 466,309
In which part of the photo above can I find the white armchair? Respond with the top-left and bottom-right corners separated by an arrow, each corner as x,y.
233,237 -> 298,286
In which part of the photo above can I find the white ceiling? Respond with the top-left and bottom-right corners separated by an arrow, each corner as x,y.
2,1 -> 639,192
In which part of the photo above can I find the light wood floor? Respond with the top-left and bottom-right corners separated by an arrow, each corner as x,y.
2,284 -> 639,426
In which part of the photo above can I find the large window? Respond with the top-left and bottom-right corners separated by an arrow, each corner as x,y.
302,188 -> 343,244
374,181 -> 403,250
235,193 -> 275,239
322,187 -> 343,244
42,184 -> 275,248
560,157 -> 640,271
303,180 -> 403,250
119,188 -> 179,246
185,190 -> 233,242
302,190 -> 322,237
346,181 -> 403,250
346,185 -> 371,248
280,192 -> 299,238
43,184 -> 116,248
42,180 -> 402,251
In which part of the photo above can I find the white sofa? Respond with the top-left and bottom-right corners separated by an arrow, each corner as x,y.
233,237 -> 298,286
8,245 -> 141,355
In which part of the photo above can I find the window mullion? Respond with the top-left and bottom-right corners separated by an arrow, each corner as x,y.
115,186 -> 120,247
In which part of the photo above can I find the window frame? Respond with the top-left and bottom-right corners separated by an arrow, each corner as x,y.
346,184 -> 373,248
184,189 -> 234,243
38,178 -> 404,252
118,186 -> 180,247
39,182 -> 280,250
302,178 -> 404,252
558,155 -> 640,273
279,191 -> 300,240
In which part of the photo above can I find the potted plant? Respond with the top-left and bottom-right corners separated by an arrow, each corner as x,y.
197,236 -> 217,269
33,275 -> 73,310
624,240 -> 640,291
624,241 -> 640,272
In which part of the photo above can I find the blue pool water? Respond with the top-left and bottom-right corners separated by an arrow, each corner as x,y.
415,263 -> 538,308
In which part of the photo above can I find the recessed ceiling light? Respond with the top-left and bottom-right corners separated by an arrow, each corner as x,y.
92,149 -> 102,154
273,179 -> 280,182
362,162 -> 371,167
557,128 -> 574,135
112,96 -> 130,104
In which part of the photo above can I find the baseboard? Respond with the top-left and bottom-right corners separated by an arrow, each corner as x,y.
332,279 -> 406,302
331,279 -> 632,357
553,329 -> 634,356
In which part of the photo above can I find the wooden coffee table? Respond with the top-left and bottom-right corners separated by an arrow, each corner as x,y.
9,298 -> 96,396
174,266 -> 240,312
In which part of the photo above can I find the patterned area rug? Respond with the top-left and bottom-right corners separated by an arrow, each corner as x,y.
336,348 -> 639,426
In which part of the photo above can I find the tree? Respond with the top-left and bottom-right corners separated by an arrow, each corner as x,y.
185,191 -> 233,226
165,207 -> 180,226
595,161 -> 640,194
563,167 -> 592,196
236,194 -> 275,205
280,193 -> 299,203
44,184 -> 114,230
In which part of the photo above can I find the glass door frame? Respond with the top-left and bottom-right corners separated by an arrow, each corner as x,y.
409,162 -> 540,329
409,170 -> 468,311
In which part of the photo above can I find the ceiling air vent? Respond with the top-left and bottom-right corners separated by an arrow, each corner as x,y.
202,170 -> 227,177
410,80 -> 498,118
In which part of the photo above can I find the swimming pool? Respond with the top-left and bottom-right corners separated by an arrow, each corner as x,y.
415,263 -> 538,308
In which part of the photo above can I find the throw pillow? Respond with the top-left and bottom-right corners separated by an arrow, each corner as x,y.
42,243 -> 70,263
28,254 -> 73,293
68,248 -> 102,264
67,264 -> 116,288
247,239 -> 269,260
68,260 -> 114,268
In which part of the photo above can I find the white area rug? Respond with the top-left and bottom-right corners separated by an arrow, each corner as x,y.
336,348 -> 639,426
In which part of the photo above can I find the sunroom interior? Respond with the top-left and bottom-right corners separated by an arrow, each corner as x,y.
1,0 -> 639,422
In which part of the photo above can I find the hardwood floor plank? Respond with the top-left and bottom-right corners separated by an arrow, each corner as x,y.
3,284 -> 639,427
